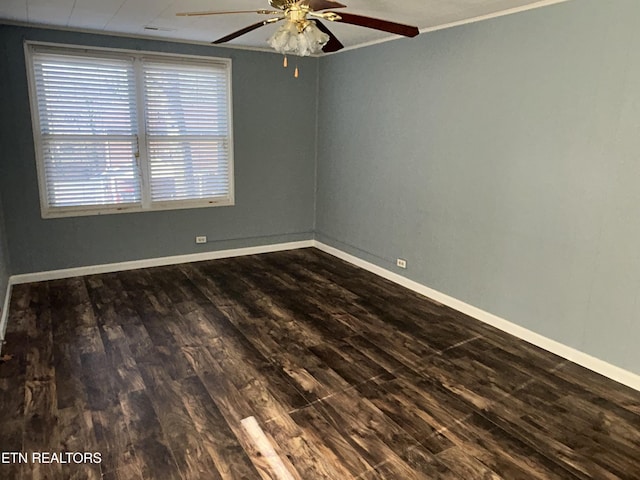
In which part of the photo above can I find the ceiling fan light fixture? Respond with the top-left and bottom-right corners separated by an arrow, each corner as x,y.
268,20 -> 329,57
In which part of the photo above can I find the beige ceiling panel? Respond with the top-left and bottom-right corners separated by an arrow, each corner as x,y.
0,0 -> 28,21
27,0 -> 75,24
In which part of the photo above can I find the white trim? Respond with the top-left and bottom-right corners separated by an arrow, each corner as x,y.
5,237 -> 638,392
10,240 -> 313,284
324,0 -> 573,55
312,241 -> 640,392
0,282 -> 12,356
25,39 -> 239,63
6,0 -> 572,58
135,56 -> 152,211
34,198 -> 235,219
24,42 -> 235,219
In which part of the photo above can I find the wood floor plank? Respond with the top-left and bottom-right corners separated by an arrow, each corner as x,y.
337,315 -> 439,373
179,374 -> 261,480
22,379 -> 61,480
480,395 -> 625,479
435,446 -> 503,480
352,376 -> 456,456
555,394 -> 640,451
0,419 -> 25,480
100,466 -> 143,480
289,403 -> 375,478
358,458 -> 456,480
209,305 -> 353,402
158,265 -> 315,414
91,405 -> 140,477
52,341 -> 89,410
308,342 -> 393,387
135,361 -> 223,480
552,361 -> 640,416
261,410 -> 357,479
119,390 -> 183,480
310,388 -> 448,479
442,411 -> 580,479
2,248 -> 639,480
183,345 -> 302,479
100,336 -> 145,395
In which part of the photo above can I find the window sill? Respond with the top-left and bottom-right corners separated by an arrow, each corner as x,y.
40,197 -> 235,219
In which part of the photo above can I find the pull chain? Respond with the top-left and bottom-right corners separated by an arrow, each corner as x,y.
280,56 -> 298,78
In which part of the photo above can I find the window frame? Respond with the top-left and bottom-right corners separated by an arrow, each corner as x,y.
24,41 -> 235,219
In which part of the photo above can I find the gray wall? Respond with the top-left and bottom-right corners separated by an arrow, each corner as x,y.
0,192 -> 10,307
0,35 -> 12,308
3,1 -> 640,375
316,0 -> 640,374
0,25 -> 318,274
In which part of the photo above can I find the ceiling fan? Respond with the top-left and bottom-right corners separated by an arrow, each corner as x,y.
177,0 -> 419,62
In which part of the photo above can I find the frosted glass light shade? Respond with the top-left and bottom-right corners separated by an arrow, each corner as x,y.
268,21 -> 329,57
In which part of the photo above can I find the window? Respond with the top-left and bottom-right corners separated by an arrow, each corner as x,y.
25,43 -> 234,218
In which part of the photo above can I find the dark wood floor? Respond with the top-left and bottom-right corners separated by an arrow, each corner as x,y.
1,248 -> 639,479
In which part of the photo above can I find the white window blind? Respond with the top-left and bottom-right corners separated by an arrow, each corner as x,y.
32,52 -> 140,208
26,44 -> 234,218
142,60 -> 231,203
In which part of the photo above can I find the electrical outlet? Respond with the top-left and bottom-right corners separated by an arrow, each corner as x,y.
396,258 -> 407,269
195,236 -> 207,244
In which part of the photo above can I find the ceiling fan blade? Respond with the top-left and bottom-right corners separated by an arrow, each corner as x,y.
302,0 -> 346,11
213,18 -> 283,44
314,21 -> 344,53
177,10 -> 279,17
333,12 -> 419,37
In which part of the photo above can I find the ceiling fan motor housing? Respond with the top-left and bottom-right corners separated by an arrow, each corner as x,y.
269,0 -> 299,10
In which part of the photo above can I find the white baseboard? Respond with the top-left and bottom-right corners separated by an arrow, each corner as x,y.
0,282 -> 12,356
5,238 -> 639,391
10,240 -> 314,285
313,240 -> 640,392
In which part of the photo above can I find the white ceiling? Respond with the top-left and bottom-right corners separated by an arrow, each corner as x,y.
0,0 -> 569,53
